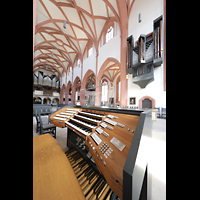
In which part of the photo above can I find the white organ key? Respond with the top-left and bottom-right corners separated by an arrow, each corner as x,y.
65,121 -> 90,136
56,114 -> 70,118
53,117 -> 67,121
60,112 -> 73,116
74,114 -> 101,123
65,110 -> 77,114
79,111 -> 105,118
67,109 -> 80,111
70,118 -> 96,129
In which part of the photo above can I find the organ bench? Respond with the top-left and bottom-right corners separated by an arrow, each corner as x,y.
33,133 -> 85,200
34,106 -> 152,200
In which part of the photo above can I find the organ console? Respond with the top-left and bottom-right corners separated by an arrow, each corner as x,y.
50,106 -> 152,200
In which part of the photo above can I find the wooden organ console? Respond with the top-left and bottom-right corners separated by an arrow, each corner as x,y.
50,106 -> 152,200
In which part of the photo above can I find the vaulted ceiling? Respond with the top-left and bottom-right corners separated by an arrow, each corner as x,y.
101,63 -> 120,83
33,0 -> 135,77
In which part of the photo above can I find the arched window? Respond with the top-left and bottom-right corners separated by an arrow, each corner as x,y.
88,45 -> 93,57
76,58 -> 80,67
101,81 -> 108,102
106,26 -> 113,43
102,21 -> 114,46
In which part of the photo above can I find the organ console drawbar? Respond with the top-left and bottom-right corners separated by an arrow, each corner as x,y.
50,106 -> 152,200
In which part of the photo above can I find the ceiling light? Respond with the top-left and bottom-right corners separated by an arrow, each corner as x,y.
63,20 -> 66,29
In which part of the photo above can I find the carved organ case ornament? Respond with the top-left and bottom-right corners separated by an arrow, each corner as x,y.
138,35 -> 146,63
126,35 -> 134,69
153,15 -> 163,60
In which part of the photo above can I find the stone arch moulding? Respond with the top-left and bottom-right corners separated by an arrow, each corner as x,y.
139,95 -> 155,109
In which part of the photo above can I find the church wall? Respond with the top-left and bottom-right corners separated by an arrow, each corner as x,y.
73,64 -> 81,83
82,52 -> 96,80
98,27 -> 121,74
127,0 -> 166,108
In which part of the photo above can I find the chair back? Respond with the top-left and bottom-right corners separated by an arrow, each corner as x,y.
35,109 -> 40,123
38,114 -> 49,127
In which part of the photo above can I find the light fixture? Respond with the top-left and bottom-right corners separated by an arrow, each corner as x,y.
126,74 -> 128,79
63,19 -> 66,29
139,13 -> 142,23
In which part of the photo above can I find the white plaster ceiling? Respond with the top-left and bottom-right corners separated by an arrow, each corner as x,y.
33,0 -> 135,77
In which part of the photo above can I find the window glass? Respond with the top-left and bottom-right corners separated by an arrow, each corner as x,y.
102,81 -> 108,101
106,26 -> 113,43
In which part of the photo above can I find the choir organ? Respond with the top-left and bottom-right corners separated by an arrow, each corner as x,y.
50,106 -> 152,200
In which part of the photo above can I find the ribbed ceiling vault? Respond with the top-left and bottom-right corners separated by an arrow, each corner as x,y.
33,0 -> 135,77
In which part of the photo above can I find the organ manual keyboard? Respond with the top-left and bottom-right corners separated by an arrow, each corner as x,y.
50,106 -> 152,200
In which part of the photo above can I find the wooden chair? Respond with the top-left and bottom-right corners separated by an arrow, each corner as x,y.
38,114 -> 56,138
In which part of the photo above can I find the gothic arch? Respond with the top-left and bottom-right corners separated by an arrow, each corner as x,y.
97,57 -> 121,85
82,69 -> 96,89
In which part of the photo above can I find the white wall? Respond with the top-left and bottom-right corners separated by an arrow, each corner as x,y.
127,0 -> 166,108
82,53 -> 96,78
127,66 -> 166,108
61,72 -> 66,86
73,21 -> 121,81
128,0 -> 163,39
67,71 -> 72,84
73,64 -> 81,82
98,30 -> 121,74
